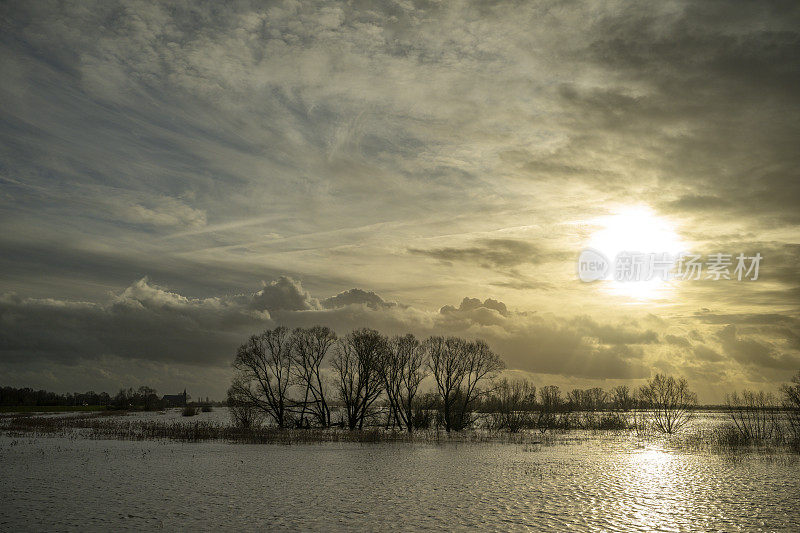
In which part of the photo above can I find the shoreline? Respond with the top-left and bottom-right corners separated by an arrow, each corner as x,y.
3,410 -> 799,454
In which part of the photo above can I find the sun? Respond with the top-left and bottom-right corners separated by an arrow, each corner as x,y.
585,206 -> 687,301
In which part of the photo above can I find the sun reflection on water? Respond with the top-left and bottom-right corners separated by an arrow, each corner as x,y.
622,446 -> 692,532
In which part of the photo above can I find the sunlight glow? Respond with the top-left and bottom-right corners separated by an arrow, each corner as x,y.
586,206 -> 687,301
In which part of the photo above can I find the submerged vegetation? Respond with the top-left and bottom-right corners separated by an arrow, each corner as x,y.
2,371 -> 799,453
0,411 -> 555,445
3,325 -> 799,454
225,326 -> 718,439
222,323 -> 800,452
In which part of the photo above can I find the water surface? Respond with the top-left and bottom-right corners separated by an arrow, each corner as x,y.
2,431 -> 798,531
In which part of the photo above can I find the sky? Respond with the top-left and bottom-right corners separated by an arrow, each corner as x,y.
1,0 -> 799,403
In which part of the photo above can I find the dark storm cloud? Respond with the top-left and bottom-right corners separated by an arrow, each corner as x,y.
0,278 -> 406,369
2,273 -> 798,398
0,277 -> 671,389
0,279 -> 270,367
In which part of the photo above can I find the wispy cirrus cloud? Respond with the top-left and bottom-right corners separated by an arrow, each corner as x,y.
1,0 -> 798,398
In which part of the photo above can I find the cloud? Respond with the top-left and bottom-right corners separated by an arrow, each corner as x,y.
1,1 -> 799,400
665,334 -> 692,348
108,194 -> 207,229
440,296 -> 509,320
693,344 -> 724,362
409,239 -> 543,268
321,288 -> 396,310
570,316 -> 659,345
694,312 -> 799,326
0,279 -> 267,368
0,276 -> 677,393
716,324 -> 800,370
437,300 -> 656,379
485,319 -> 650,380
3,273 -> 798,400
249,276 -> 318,313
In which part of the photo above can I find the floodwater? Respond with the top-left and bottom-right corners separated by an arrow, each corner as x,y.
1,413 -> 799,531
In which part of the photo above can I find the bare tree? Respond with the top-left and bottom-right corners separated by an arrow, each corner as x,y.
586,388 -> 607,410
610,385 -> 633,411
781,370 -> 800,441
638,374 -> 697,434
567,388 -> 584,411
537,385 -> 563,433
292,326 -> 337,428
726,390 -> 780,441
458,339 -> 504,428
332,328 -> 388,430
231,327 -> 295,427
427,336 -> 504,432
227,384 -> 264,429
491,378 -> 536,432
427,336 -> 460,432
381,334 -> 429,433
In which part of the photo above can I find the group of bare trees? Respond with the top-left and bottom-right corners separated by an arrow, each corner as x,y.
725,390 -> 781,441
481,375 -> 698,434
227,326 -> 700,435
782,371 -> 800,441
229,326 -> 336,429
722,371 -> 800,444
229,326 -> 505,432
228,326 -> 800,442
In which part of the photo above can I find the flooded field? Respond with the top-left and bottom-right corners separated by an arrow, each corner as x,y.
1,410 -> 799,531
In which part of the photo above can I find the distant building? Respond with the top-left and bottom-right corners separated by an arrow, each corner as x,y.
162,389 -> 187,407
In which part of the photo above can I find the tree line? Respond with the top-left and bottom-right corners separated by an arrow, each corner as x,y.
0,385 -> 199,411
482,375 -> 697,434
228,326 -> 504,432
226,326 -> 698,434
228,326 -> 800,438
1,386 -> 112,407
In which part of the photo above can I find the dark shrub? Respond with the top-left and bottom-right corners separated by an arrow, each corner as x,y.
597,413 -> 628,430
